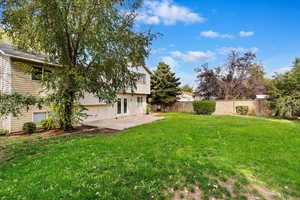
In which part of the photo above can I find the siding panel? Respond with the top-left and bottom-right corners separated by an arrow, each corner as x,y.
0,55 -> 12,131
10,61 -> 49,132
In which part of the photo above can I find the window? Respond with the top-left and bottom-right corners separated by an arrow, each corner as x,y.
137,97 -> 143,103
124,98 -> 127,114
33,112 -> 47,124
137,73 -> 146,84
117,98 -> 122,114
32,66 -> 51,80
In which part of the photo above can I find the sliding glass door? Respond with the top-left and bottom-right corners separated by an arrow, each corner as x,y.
117,98 -> 122,115
117,98 -> 128,116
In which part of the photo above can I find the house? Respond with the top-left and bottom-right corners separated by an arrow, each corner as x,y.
0,43 -> 151,132
177,91 -> 195,102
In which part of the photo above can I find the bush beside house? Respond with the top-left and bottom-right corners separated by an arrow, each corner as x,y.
236,106 -> 249,115
0,129 -> 10,136
40,118 -> 57,130
22,122 -> 37,134
193,100 -> 216,115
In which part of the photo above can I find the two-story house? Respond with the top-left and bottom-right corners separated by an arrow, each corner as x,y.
0,43 -> 151,132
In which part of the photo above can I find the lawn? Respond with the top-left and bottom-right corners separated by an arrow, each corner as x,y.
1,113 -> 300,199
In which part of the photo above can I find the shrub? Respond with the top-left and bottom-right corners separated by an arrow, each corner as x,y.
22,122 -> 37,134
193,100 -> 216,115
146,105 -> 152,115
236,106 -> 249,115
40,118 -> 57,130
0,129 -> 10,136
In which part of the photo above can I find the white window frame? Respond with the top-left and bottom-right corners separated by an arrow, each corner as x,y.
137,96 -> 144,104
32,111 -> 51,124
137,73 -> 146,85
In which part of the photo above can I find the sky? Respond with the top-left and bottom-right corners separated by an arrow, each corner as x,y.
135,0 -> 300,87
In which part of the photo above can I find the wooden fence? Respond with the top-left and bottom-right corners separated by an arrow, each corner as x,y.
152,100 -> 271,116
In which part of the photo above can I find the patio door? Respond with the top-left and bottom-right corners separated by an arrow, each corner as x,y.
117,98 -> 128,116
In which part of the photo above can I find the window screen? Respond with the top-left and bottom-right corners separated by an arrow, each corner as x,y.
33,112 -> 47,124
137,97 -> 143,103
32,67 -> 51,80
137,73 -> 146,84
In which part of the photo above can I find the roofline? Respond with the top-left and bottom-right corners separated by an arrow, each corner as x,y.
0,49 -> 153,73
142,64 -> 153,75
0,50 -> 59,67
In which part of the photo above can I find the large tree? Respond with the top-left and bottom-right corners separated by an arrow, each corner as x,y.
150,62 -> 181,111
269,58 -> 300,118
0,0 -> 155,130
195,51 -> 269,100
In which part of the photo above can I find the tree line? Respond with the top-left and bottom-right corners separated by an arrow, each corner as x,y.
150,51 -> 300,119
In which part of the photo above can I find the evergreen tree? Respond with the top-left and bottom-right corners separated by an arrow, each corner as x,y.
150,62 -> 181,111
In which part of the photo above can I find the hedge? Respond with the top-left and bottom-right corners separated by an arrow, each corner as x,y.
193,100 -> 216,115
236,106 -> 249,115
22,122 -> 37,134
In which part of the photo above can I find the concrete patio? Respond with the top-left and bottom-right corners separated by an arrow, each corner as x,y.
84,114 -> 164,130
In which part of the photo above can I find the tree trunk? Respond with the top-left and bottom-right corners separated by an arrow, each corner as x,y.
62,95 -> 74,131
59,75 -> 76,131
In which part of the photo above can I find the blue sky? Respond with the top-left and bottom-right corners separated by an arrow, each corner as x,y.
135,0 -> 300,87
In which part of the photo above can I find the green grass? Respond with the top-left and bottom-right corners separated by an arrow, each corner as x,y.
1,113 -> 300,199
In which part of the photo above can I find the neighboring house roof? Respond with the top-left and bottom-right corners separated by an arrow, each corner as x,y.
178,91 -> 195,102
0,42 -> 153,74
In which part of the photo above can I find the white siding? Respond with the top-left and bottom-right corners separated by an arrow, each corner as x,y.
80,66 -> 151,106
83,94 -> 148,123
79,93 -> 106,106
3,61 -> 151,132
131,66 -> 151,95
10,60 -> 50,132
0,55 -> 12,131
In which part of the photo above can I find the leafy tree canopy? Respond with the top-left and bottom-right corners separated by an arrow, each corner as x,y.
195,51 -> 269,100
269,58 -> 300,118
0,0 -> 155,130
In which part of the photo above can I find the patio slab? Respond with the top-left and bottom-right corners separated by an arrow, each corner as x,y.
84,114 -> 164,130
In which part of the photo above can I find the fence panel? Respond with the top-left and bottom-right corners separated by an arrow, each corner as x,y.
154,100 -> 270,116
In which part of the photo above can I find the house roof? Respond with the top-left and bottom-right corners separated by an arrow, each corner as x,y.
0,43 -> 54,65
181,91 -> 194,96
0,42 -> 153,73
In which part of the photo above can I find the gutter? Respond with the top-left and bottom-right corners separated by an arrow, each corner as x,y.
0,50 -> 60,67
0,49 -> 153,72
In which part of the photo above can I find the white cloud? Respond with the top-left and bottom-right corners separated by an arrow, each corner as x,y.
200,30 -> 233,39
161,56 -> 179,70
273,67 -> 292,74
218,47 -> 259,55
171,50 -> 215,62
136,13 -> 160,25
239,31 -> 254,37
136,0 -> 204,25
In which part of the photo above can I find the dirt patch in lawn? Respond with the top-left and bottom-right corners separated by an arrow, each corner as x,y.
36,126 -> 120,137
0,151 -> 10,164
0,125 -> 120,140
168,178 -> 288,200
